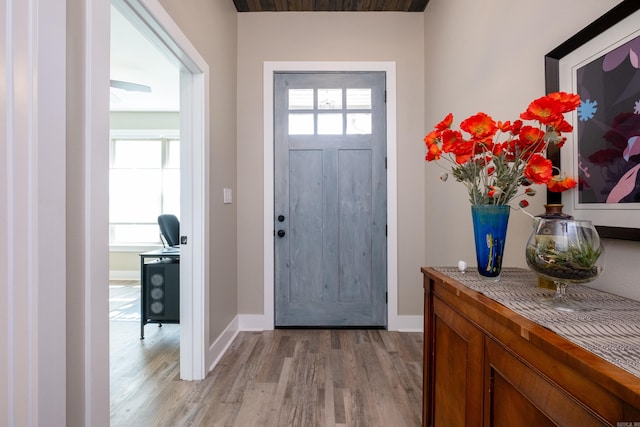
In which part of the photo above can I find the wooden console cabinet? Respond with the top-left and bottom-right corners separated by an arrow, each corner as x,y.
422,267 -> 640,427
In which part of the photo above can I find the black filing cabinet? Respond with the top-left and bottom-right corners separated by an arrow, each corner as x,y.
140,248 -> 180,339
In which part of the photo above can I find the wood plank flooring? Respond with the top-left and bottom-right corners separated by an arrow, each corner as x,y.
110,285 -> 423,426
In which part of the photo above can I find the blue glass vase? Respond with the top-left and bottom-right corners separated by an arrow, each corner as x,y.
471,204 -> 510,280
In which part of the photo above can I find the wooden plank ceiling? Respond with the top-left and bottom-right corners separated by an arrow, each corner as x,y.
232,0 -> 429,12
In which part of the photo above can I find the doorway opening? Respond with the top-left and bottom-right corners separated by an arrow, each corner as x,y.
108,0 -> 209,381
109,2 -> 182,399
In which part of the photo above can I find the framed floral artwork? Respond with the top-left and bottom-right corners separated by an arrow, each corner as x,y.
545,0 -> 640,241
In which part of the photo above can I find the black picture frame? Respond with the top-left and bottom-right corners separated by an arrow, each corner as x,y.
545,0 -> 640,241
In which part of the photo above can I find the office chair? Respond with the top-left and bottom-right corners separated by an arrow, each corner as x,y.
158,214 -> 180,247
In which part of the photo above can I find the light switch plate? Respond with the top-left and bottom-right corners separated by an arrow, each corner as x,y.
223,188 -> 232,204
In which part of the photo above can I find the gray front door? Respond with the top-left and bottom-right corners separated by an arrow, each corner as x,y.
274,71 -> 387,327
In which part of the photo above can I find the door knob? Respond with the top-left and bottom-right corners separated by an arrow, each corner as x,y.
277,230 -> 286,238
277,215 -> 285,222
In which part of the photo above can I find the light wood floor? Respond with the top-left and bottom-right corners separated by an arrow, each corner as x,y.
110,286 -> 423,426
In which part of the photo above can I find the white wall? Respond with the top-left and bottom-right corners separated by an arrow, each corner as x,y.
237,12 -> 427,316
423,0 -> 640,301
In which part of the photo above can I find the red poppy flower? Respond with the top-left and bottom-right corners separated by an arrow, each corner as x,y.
492,142 -> 507,156
441,130 -> 463,153
520,98 -> 562,124
511,120 -> 523,135
422,92 -> 579,205
497,121 -> 511,132
425,142 -> 441,161
460,113 -> 497,139
519,200 -> 529,208
548,118 -> 573,133
546,92 -> 581,112
424,130 -> 439,146
517,126 -> 546,153
547,175 -> 577,192
520,92 -> 580,125
524,154 -> 553,184
435,113 -> 453,131
453,141 -> 475,164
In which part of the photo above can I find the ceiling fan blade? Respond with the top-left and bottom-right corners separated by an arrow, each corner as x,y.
110,79 -> 152,93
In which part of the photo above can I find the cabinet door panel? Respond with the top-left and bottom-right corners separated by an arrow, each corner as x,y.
434,298 -> 484,427
485,338 -> 607,427
490,373 -> 557,427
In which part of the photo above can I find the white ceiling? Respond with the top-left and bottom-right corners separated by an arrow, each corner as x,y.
110,5 -> 180,112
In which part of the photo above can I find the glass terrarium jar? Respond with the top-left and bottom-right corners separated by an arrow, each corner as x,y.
525,217 -> 604,312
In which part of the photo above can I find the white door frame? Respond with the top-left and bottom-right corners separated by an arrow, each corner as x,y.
262,61 -> 400,330
107,0 -> 210,380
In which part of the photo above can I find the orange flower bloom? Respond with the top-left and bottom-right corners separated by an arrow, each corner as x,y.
510,120 -> 523,135
435,113 -> 453,131
492,142 -> 507,157
453,141 -> 475,164
496,119 -> 522,135
517,126 -> 546,153
460,113 -> 497,139
441,129 -> 463,153
422,92 -> 579,206
547,175 -> 577,192
425,142 -> 441,161
524,154 -> 553,184
423,130 -> 439,146
497,121 -> 511,132
547,92 -> 581,111
548,118 -> 573,133
520,92 -> 580,125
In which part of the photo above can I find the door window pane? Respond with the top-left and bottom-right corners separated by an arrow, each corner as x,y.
289,89 -> 313,110
347,113 -> 372,135
317,89 -> 342,110
318,114 -> 343,135
346,89 -> 372,109
289,113 -> 314,135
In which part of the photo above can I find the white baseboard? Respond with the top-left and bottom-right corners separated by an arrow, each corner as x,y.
109,270 -> 140,281
206,316 -> 240,373
390,315 -> 424,332
239,314 -> 273,331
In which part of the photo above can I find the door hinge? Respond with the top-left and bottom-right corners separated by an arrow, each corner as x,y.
385,292 -> 388,304
385,157 -> 387,169
384,90 -> 387,103
385,224 -> 388,236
